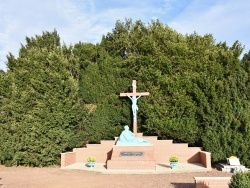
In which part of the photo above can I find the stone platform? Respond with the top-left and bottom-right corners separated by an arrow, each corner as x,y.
61,134 -> 212,170
62,162 -> 211,174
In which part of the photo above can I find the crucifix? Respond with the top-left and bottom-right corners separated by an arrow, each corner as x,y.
120,80 -> 149,136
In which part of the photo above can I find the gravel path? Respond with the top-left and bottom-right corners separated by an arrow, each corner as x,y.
0,165 -> 232,188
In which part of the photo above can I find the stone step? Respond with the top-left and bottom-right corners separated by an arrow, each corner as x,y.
141,136 -> 159,141
86,144 -> 115,149
171,143 -> 189,148
136,133 -> 143,137
100,140 -> 116,145
86,144 -> 101,148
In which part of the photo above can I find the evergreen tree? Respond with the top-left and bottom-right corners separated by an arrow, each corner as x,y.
101,19 -> 250,166
0,30 -> 84,166
74,42 -> 128,142
1,19 -> 250,168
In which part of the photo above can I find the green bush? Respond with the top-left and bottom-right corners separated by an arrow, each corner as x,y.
229,172 -> 250,188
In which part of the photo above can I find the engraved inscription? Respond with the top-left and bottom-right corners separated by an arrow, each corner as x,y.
120,152 -> 144,157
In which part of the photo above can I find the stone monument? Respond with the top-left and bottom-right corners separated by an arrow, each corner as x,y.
107,80 -> 155,170
215,156 -> 247,173
120,80 -> 149,136
116,125 -> 150,146
61,80 -> 212,172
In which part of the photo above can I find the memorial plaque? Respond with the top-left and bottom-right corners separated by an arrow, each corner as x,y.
120,152 -> 144,157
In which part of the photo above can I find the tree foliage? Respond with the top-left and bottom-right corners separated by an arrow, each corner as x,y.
1,19 -> 250,167
74,42 -> 129,142
101,19 -> 250,166
0,31 -> 85,166
229,172 -> 250,188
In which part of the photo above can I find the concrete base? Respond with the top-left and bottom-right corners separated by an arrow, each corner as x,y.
62,162 -> 211,174
215,163 -> 248,172
107,145 -> 155,170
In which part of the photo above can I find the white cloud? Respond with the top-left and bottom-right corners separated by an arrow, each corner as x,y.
169,0 -> 250,52
0,0 -> 72,71
153,0 -> 175,14
0,0 -> 250,71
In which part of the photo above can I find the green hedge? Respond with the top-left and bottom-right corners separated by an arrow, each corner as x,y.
229,172 -> 250,188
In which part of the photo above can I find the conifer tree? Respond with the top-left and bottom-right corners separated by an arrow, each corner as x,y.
101,19 -> 250,166
0,30 -> 84,166
1,19 -> 250,167
74,42 -> 129,142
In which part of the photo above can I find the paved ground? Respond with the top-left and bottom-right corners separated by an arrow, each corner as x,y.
0,164 -> 232,188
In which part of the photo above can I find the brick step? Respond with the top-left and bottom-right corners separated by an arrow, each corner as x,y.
171,143 -> 189,148
86,144 -> 101,148
141,136 -> 159,141
136,133 -> 143,137
86,144 -> 115,149
151,140 -> 173,143
100,140 -> 117,145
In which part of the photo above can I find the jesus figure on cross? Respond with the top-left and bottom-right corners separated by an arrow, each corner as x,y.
120,80 -> 149,135
126,94 -> 141,122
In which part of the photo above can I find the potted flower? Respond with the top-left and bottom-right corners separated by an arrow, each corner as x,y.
87,156 -> 96,169
169,155 -> 179,169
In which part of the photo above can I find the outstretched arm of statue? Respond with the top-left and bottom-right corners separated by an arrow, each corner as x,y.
126,94 -> 132,100
137,94 -> 142,99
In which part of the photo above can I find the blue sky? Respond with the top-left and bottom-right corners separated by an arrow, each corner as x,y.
1,0 -> 250,71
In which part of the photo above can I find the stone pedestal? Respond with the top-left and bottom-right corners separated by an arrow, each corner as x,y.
107,145 -> 155,170
215,163 -> 247,172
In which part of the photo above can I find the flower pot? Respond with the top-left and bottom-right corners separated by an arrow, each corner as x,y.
87,162 -> 96,169
170,162 -> 178,169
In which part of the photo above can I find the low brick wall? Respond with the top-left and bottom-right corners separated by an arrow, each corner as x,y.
194,177 -> 231,188
72,140 -> 116,164
200,151 -> 211,169
61,152 -> 76,168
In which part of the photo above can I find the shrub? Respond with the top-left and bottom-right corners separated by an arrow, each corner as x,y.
229,171 -> 250,188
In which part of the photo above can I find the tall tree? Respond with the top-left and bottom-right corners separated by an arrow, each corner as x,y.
101,19 -> 250,166
75,42 -> 128,142
0,30 -> 84,166
1,19 -> 250,168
